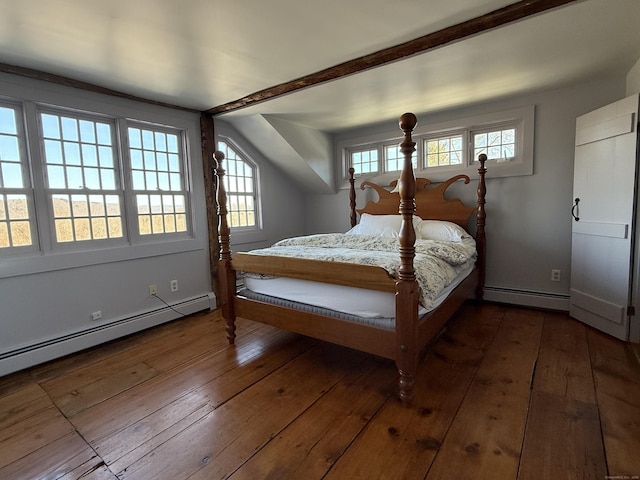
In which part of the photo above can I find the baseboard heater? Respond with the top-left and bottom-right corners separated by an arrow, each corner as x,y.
483,286 -> 569,311
0,294 -> 214,376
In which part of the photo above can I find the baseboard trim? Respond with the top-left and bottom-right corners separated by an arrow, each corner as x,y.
0,294 -> 213,376
483,286 -> 570,311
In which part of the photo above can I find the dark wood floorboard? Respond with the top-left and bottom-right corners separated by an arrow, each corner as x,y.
1,303 -> 639,480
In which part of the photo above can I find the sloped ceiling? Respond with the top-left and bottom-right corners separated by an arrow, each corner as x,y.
1,0 -> 639,192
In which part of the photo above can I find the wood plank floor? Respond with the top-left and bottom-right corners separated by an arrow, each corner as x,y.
1,302 -> 639,480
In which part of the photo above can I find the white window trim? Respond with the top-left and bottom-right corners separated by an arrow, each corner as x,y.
215,126 -> 266,246
337,105 -> 534,188
0,74 -> 203,279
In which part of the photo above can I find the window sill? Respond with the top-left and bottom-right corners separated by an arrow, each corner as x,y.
0,237 -> 205,279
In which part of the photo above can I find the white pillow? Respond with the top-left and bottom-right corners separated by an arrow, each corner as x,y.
418,220 -> 469,242
346,213 -> 422,238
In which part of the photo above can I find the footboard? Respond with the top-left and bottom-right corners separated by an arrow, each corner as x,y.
233,254 -> 397,292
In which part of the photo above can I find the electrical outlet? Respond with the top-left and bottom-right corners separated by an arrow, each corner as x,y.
91,311 -> 102,321
551,269 -> 561,282
149,284 -> 157,296
170,279 -> 178,292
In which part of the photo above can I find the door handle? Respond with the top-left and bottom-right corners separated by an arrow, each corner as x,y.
571,197 -> 580,221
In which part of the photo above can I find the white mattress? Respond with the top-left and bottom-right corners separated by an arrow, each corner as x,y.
243,261 -> 475,319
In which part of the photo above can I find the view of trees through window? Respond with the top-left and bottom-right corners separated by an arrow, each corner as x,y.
0,102 -> 192,253
0,106 -> 32,248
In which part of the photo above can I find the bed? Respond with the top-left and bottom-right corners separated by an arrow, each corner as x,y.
214,112 -> 487,406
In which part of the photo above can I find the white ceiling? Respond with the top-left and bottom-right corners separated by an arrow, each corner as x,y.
1,0 -> 639,133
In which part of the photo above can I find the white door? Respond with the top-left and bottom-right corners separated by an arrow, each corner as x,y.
570,94 -> 639,341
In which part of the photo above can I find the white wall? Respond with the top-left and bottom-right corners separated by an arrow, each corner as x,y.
306,75 -> 627,310
626,57 -> 640,96
0,73 -> 214,375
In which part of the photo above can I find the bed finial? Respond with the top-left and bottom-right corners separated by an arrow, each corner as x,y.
399,112 -> 417,133
214,150 -> 237,344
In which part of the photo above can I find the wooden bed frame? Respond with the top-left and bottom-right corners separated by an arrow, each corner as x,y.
214,113 -> 487,406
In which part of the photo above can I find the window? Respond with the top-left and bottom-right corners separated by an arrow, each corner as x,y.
339,106 -> 534,184
424,133 -> 464,168
472,126 -> 516,163
128,126 -> 188,236
0,105 -> 35,252
0,98 -> 193,260
351,147 -> 379,175
218,140 -> 258,229
40,112 -> 124,243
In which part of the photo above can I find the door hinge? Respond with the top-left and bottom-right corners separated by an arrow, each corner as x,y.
628,305 -> 635,316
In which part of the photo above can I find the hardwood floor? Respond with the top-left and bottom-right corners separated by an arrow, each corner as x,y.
1,302 -> 639,479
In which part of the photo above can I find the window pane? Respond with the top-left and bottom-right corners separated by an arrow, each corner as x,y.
64,142 -> 81,165
0,107 -> 17,134
423,134 -> 464,168
74,218 -> 91,241
0,135 -> 20,160
11,221 -> 32,246
7,194 -> 29,219
82,144 -> 98,167
44,140 -> 63,164
52,194 -> 71,217
84,167 -> 100,189
47,165 -> 66,188
0,194 -> 33,249
79,120 -> 96,143
61,117 -> 79,141
41,114 -> 60,138
55,219 -> 73,242
473,127 -> 516,162
350,148 -> 378,175
71,194 -> 89,217
2,162 -> 23,188
89,195 -> 105,216
0,222 -> 8,247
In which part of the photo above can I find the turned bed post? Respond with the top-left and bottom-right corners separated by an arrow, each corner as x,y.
348,167 -> 357,228
395,112 -> 420,406
214,150 -> 237,344
475,153 -> 487,301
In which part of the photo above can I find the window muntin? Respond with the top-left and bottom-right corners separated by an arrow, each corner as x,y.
128,126 -> 188,236
0,105 -> 36,251
424,133 -> 464,168
40,112 -> 124,244
218,140 -> 258,229
473,126 -> 516,162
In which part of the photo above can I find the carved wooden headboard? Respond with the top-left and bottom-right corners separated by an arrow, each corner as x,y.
356,175 -> 475,228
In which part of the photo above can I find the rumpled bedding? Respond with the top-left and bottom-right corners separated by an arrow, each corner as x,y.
242,233 -> 476,310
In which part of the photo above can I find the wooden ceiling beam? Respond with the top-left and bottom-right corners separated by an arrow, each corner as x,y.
208,0 -> 580,116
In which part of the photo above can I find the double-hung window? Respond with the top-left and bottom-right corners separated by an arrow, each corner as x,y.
128,125 -> 188,237
40,111 -> 124,245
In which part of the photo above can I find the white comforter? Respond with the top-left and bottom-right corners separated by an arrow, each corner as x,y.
243,233 -> 476,310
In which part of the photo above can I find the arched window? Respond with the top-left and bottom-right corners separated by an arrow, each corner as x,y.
217,140 -> 258,229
